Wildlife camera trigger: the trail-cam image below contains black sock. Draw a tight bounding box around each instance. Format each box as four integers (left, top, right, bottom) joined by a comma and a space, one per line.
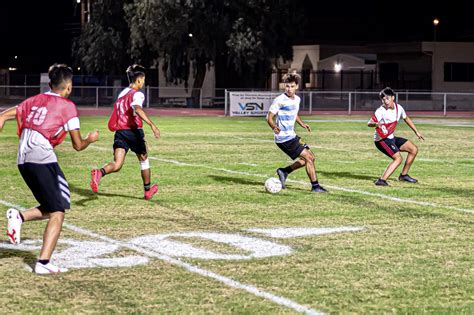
19, 212, 25, 223
144, 183, 151, 191
283, 166, 293, 174
100, 168, 106, 176
311, 181, 319, 187
38, 259, 49, 265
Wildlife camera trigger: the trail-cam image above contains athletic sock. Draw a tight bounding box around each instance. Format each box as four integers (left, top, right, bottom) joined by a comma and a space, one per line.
38, 259, 50, 265
311, 181, 319, 188
283, 166, 293, 174
19, 212, 25, 223
144, 183, 151, 191
100, 168, 106, 176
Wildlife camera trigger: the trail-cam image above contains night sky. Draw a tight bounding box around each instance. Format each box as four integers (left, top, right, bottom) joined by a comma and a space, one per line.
1, 1, 473, 73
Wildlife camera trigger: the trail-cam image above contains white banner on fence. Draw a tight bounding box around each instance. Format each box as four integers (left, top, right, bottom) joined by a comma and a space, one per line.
229, 92, 279, 116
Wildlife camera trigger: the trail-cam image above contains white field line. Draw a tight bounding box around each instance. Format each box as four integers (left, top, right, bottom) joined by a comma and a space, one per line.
80, 142, 473, 214
0, 198, 322, 315
305, 119, 474, 127
160, 156, 474, 214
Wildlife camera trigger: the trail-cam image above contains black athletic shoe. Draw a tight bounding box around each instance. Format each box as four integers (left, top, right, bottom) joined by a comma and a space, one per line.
398, 174, 418, 183
374, 178, 389, 186
276, 168, 288, 189
311, 185, 328, 193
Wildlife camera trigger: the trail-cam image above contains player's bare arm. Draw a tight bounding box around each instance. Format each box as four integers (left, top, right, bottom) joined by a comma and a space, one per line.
0, 107, 17, 131
266, 112, 280, 134
135, 107, 160, 139
69, 129, 99, 151
404, 116, 424, 140
296, 115, 311, 132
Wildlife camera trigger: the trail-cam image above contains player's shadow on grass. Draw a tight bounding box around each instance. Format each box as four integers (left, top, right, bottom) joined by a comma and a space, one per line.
318, 170, 375, 181
69, 184, 143, 206
0, 244, 37, 269
208, 175, 263, 186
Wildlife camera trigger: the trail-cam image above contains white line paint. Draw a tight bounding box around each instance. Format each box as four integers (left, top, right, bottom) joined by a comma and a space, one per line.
238, 162, 258, 167
147, 156, 474, 214
305, 119, 474, 127
0, 198, 322, 315
77, 142, 473, 214
248, 227, 365, 238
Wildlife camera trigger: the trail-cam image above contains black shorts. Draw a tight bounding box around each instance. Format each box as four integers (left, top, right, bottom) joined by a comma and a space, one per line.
18, 163, 70, 213
113, 129, 147, 155
276, 136, 310, 160
375, 137, 408, 158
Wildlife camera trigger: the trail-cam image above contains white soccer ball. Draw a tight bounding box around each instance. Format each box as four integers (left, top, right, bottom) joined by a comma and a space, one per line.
265, 177, 282, 194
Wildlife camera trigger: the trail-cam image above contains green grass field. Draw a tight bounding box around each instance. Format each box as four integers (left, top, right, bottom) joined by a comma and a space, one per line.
0, 115, 473, 314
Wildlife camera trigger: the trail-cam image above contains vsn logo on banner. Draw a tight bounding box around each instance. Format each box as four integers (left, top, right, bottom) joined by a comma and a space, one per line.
229, 92, 279, 116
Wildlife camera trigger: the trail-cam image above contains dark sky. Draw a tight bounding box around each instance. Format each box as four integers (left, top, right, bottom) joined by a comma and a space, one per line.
1, 1, 474, 73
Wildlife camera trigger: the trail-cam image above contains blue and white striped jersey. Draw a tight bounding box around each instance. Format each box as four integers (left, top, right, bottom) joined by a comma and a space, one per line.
268, 93, 300, 143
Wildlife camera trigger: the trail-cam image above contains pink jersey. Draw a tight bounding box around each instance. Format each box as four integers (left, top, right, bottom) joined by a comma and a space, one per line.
108, 89, 143, 131
16, 93, 78, 147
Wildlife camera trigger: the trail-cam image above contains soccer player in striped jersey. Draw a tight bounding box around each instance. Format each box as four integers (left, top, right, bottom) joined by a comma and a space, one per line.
90, 64, 160, 200
368, 87, 424, 186
266, 72, 327, 193
0, 64, 99, 274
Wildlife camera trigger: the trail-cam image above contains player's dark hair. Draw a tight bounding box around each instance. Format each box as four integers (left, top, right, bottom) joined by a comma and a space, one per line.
126, 64, 146, 83
282, 71, 300, 85
379, 87, 395, 99
48, 63, 73, 89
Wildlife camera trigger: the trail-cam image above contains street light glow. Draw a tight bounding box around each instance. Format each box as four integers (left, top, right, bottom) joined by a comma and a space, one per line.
433, 18, 439, 26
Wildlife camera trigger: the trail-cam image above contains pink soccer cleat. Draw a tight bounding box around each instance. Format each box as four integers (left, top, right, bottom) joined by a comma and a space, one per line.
144, 184, 158, 200
90, 169, 103, 193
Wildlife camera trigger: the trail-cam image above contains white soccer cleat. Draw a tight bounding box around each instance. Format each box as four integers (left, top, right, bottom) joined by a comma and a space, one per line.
6, 208, 22, 245
34, 262, 69, 274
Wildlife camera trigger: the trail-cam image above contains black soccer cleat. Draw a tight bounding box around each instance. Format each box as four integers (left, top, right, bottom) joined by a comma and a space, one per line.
398, 174, 418, 183
276, 168, 288, 189
311, 185, 328, 193
374, 178, 389, 186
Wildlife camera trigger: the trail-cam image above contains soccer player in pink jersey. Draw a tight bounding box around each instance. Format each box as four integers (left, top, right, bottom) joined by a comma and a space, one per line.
0, 64, 99, 274
90, 64, 160, 200
368, 87, 424, 186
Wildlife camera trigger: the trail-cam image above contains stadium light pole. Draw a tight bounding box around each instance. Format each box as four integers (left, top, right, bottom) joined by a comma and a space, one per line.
432, 18, 439, 91
433, 18, 439, 43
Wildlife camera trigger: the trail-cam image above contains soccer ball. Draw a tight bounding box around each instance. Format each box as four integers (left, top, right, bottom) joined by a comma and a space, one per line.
265, 177, 282, 194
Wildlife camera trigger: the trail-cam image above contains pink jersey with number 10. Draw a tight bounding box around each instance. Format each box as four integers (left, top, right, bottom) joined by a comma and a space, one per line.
16, 93, 78, 147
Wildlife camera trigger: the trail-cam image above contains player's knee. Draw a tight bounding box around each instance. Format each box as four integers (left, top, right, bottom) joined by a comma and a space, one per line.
140, 158, 150, 170
395, 156, 403, 165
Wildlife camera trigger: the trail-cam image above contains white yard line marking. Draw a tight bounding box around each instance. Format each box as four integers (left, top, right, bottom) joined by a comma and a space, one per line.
238, 162, 258, 167
79, 142, 473, 214
305, 119, 474, 127
149, 156, 474, 214
0, 198, 322, 315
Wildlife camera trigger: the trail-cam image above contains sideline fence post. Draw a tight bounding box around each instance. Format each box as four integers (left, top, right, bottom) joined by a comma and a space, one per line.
96, 87, 99, 108
224, 89, 228, 116
200, 88, 203, 109
146, 86, 150, 108
443, 93, 447, 116
309, 92, 313, 115
348, 92, 352, 115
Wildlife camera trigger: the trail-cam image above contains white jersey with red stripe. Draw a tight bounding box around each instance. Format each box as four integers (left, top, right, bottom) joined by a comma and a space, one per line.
372, 103, 407, 141
16, 91, 80, 165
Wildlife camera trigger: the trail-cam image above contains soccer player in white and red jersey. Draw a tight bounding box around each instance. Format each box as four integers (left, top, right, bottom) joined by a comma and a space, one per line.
0, 64, 99, 274
90, 64, 160, 200
368, 87, 424, 186
267, 72, 327, 193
